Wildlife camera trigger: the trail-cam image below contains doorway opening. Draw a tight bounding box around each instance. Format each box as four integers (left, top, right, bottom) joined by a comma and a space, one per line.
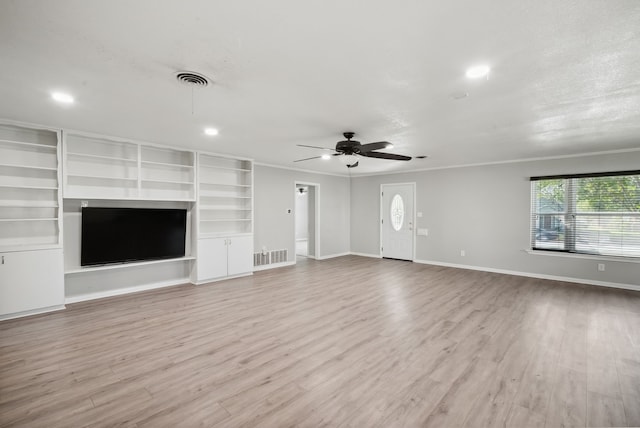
295, 182, 319, 260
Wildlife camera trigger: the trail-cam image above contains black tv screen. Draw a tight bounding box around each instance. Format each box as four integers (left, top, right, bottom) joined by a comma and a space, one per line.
81, 207, 187, 266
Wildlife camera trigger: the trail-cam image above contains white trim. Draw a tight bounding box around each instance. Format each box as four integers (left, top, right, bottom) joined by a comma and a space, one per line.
255, 162, 348, 178
193, 272, 253, 284
0, 118, 62, 133
353, 147, 640, 178
253, 261, 296, 271
350, 252, 382, 258
65, 278, 190, 304
414, 259, 640, 293
0, 305, 66, 322
316, 251, 351, 260
525, 249, 640, 264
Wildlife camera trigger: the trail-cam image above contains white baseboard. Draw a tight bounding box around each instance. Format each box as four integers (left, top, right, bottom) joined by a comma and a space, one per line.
316, 252, 351, 260
253, 261, 296, 272
193, 272, 253, 285
0, 305, 66, 322
350, 252, 382, 259
414, 259, 640, 293
65, 278, 191, 304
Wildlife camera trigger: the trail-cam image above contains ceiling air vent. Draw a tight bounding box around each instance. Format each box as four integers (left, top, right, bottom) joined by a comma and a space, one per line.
175, 71, 210, 87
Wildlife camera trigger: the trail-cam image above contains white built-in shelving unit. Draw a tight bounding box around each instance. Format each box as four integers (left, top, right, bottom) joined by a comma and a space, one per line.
0, 124, 62, 252
0, 122, 64, 319
1, 123, 255, 315
63, 132, 195, 201
194, 153, 254, 283
198, 154, 253, 237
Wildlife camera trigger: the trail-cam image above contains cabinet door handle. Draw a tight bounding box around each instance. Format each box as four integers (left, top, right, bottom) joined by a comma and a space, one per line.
1, 256, 4, 265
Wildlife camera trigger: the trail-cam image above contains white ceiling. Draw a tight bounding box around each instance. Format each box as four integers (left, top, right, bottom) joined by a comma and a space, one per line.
1, 0, 639, 175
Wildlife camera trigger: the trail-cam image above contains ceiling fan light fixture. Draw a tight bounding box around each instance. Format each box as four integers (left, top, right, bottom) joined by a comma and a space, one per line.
340, 154, 358, 167
385, 143, 394, 150
321, 154, 331, 160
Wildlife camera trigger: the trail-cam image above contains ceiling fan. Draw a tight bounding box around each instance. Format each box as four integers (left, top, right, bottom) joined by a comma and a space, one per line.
294, 132, 412, 168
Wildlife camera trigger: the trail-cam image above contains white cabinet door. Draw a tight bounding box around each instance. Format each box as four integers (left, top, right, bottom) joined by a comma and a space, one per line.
0, 249, 64, 317
227, 236, 253, 276
196, 238, 228, 281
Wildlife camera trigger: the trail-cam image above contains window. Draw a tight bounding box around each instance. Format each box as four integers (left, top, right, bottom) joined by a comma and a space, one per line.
531, 171, 640, 258
390, 194, 405, 231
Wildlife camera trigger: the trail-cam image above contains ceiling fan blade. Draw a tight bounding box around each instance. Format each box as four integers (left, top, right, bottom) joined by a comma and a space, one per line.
297, 144, 334, 151
357, 141, 391, 153
361, 151, 412, 161
293, 156, 323, 162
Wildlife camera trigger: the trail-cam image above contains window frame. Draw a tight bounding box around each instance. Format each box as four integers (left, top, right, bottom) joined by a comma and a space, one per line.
530, 170, 640, 259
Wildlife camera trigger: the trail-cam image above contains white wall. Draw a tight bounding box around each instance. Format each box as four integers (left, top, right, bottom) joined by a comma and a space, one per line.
351, 151, 640, 288
254, 165, 350, 260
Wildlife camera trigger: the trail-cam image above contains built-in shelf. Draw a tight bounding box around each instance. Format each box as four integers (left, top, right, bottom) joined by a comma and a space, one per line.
200, 219, 252, 222
63, 132, 196, 201
141, 160, 194, 169
0, 201, 58, 208
65, 256, 196, 274
0, 184, 58, 190
199, 164, 252, 172
0, 218, 57, 222
200, 182, 251, 188
67, 174, 138, 181
200, 194, 252, 199
0, 163, 57, 171
202, 207, 253, 211
0, 123, 61, 252
199, 232, 253, 239
66, 152, 138, 163
0, 138, 57, 150
197, 153, 253, 238
141, 179, 193, 185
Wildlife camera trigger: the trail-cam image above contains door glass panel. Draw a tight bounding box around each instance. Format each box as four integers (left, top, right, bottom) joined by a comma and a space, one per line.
390, 194, 404, 231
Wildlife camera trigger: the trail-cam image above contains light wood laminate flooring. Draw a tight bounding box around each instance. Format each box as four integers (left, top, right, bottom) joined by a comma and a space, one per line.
1, 256, 639, 427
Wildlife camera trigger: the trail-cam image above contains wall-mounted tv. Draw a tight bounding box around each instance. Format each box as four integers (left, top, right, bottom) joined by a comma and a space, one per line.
81, 207, 187, 266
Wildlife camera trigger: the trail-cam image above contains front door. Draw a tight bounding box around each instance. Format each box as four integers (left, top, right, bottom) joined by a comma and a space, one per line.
381, 183, 414, 261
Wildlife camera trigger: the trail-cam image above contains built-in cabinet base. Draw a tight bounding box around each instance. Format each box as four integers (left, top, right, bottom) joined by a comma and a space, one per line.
0, 248, 65, 319
196, 235, 253, 283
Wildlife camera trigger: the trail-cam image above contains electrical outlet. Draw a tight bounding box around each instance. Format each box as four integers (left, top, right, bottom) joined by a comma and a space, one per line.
460, 250, 466, 257
597, 263, 605, 272
417, 228, 428, 236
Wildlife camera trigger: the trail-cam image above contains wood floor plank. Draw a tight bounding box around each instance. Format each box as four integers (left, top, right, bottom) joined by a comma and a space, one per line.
1, 256, 639, 427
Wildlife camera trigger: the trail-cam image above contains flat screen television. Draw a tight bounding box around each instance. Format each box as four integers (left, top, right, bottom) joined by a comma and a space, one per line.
81, 207, 187, 266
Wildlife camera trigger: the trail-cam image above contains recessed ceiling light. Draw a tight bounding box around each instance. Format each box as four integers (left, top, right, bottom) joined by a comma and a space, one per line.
465, 65, 490, 79
321, 154, 331, 160
51, 92, 74, 104
204, 128, 219, 136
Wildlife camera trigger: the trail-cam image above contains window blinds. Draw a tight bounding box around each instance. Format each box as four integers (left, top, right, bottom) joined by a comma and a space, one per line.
531, 171, 640, 258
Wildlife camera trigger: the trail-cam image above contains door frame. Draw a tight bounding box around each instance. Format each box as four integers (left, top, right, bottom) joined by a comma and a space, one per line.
294, 181, 320, 260
380, 182, 416, 261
